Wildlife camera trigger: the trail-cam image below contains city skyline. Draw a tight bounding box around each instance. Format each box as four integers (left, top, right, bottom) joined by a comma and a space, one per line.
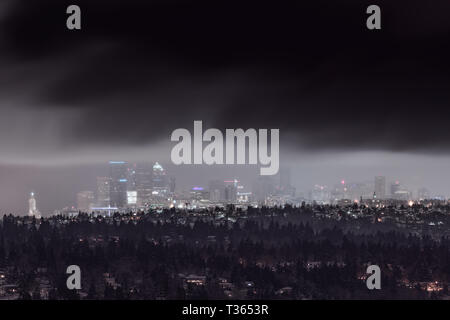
12, 158, 447, 216
1, 1, 450, 215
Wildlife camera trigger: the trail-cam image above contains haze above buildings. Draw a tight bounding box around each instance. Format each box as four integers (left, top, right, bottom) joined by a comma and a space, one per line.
3, 148, 450, 216
17, 158, 445, 218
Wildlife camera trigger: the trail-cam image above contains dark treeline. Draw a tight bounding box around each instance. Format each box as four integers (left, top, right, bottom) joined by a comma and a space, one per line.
0, 206, 449, 300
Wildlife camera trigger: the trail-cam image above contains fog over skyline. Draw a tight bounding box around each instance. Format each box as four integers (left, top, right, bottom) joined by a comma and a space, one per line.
1, 0, 450, 213
4, 150, 450, 215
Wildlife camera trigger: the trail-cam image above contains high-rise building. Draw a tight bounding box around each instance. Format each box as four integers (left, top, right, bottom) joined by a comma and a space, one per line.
252, 176, 275, 203
126, 164, 138, 207
190, 187, 209, 201
28, 192, 39, 216
390, 181, 400, 197
152, 162, 169, 196
279, 167, 296, 197
135, 163, 153, 206
225, 184, 237, 203
127, 191, 137, 206
374, 176, 386, 199
309, 185, 331, 204
109, 161, 128, 208
77, 191, 95, 212
96, 176, 111, 207
169, 177, 176, 194
223, 179, 239, 203
209, 180, 226, 202
127, 164, 137, 193
390, 181, 411, 200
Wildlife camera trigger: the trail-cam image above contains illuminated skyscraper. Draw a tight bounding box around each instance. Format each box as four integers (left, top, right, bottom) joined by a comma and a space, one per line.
127, 164, 137, 192
390, 181, 411, 200
190, 187, 208, 201
391, 181, 400, 197
126, 164, 138, 207
28, 192, 39, 217
109, 161, 128, 208
77, 190, 95, 212
225, 184, 237, 203
279, 167, 296, 197
309, 185, 331, 204
96, 176, 111, 207
152, 162, 169, 196
223, 179, 239, 203
169, 177, 176, 194
209, 180, 225, 202
135, 163, 153, 206
252, 176, 275, 204
374, 176, 386, 199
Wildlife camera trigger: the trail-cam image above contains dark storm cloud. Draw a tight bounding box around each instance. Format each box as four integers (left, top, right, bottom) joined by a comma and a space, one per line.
1, 0, 450, 154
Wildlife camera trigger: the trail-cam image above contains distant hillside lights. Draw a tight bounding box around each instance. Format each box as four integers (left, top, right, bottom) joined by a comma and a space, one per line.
170, 121, 279, 175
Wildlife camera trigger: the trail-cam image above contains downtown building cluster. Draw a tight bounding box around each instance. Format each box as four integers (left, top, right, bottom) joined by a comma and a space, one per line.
28, 166, 443, 218
70, 164, 298, 216
75, 161, 174, 215
307, 176, 436, 206
68, 169, 441, 216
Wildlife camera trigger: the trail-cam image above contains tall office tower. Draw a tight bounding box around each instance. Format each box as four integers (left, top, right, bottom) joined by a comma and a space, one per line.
169, 177, 176, 194
391, 181, 400, 197
223, 179, 238, 202
225, 184, 237, 203
77, 191, 95, 212
28, 192, 38, 216
152, 162, 169, 196
135, 163, 153, 206
126, 164, 138, 206
96, 176, 111, 207
252, 176, 275, 203
209, 180, 226, 202
109, 161, 128, 208
190, 187, 208, 201
374, 176, 386, 199
127, 164, 137, 192
310, 185, 332, 203
279, 167, 296, 197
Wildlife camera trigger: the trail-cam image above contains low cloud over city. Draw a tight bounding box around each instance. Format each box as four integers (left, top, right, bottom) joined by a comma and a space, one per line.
1, 0, 450, 213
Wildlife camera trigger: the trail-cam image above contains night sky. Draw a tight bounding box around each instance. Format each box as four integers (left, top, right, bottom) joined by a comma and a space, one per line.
1, 0, 450, 214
